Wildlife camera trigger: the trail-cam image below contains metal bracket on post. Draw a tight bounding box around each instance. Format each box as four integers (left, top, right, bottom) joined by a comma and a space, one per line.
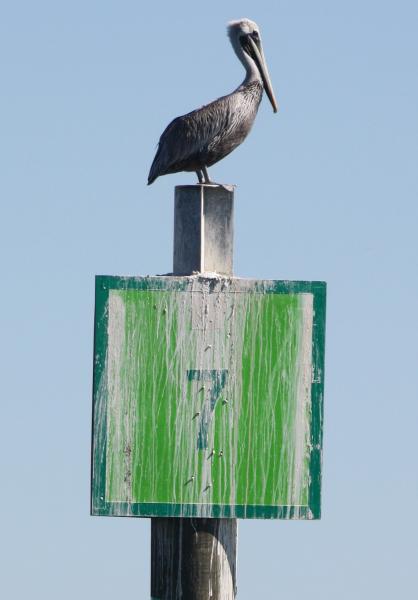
151, 184, 237, 600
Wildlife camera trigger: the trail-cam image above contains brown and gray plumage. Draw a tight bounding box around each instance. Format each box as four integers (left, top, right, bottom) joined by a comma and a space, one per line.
148, 19, 278, 185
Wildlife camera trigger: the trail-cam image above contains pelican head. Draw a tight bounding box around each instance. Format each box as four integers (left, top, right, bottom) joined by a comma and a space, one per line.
228, 18, 278, 113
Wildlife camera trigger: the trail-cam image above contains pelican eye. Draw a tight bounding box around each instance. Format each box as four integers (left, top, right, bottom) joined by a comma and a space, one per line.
239, 34, 252, 55
251, 31, 262, 50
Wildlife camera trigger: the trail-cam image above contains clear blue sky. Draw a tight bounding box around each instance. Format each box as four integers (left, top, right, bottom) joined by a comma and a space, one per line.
1, 1, 418, 598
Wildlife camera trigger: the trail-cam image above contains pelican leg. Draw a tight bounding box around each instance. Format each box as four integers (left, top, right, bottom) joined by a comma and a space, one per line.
202, 166, 212, 184
196, 170, 204, 184
201, 166, 231, 190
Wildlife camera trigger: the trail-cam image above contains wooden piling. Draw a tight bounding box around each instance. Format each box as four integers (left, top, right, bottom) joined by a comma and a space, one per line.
173, 185, 234, 276
150, 184, 237, 600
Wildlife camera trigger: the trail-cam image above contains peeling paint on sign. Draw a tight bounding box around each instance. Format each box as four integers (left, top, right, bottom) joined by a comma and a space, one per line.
91, 276, 326, 519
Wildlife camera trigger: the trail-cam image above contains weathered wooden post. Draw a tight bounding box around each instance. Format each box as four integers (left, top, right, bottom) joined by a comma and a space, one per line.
151, 184, 237, 600
91, 184, 326, 599
173, 185, 234, 276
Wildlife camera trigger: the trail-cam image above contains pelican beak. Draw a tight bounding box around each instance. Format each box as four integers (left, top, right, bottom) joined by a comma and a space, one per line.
248, 35, 278, 113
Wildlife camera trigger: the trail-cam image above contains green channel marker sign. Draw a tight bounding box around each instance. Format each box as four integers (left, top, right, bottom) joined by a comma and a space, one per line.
91, 276, 326, 519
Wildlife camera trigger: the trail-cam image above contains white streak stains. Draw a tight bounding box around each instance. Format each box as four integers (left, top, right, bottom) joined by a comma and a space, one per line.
97, 277, 315, 518
290, 294, 313, 516
206, 520, 236, 600
106, 293, 133, 507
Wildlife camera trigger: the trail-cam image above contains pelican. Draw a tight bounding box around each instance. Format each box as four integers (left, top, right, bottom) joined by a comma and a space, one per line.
148, 18, 278, 185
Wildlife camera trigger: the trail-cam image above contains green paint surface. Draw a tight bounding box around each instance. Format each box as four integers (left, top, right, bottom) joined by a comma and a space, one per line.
92, 276, 326, 519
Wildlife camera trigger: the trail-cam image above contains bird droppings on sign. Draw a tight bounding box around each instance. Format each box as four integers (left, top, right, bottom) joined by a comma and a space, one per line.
91, 276, 325, 519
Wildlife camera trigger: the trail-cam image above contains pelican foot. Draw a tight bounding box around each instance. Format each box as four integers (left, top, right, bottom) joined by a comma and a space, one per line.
202, 182, 235, 192
198, 167, 234, 191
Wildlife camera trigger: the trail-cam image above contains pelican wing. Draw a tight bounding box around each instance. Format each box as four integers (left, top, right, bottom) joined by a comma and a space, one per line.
148, 95, 233, 184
